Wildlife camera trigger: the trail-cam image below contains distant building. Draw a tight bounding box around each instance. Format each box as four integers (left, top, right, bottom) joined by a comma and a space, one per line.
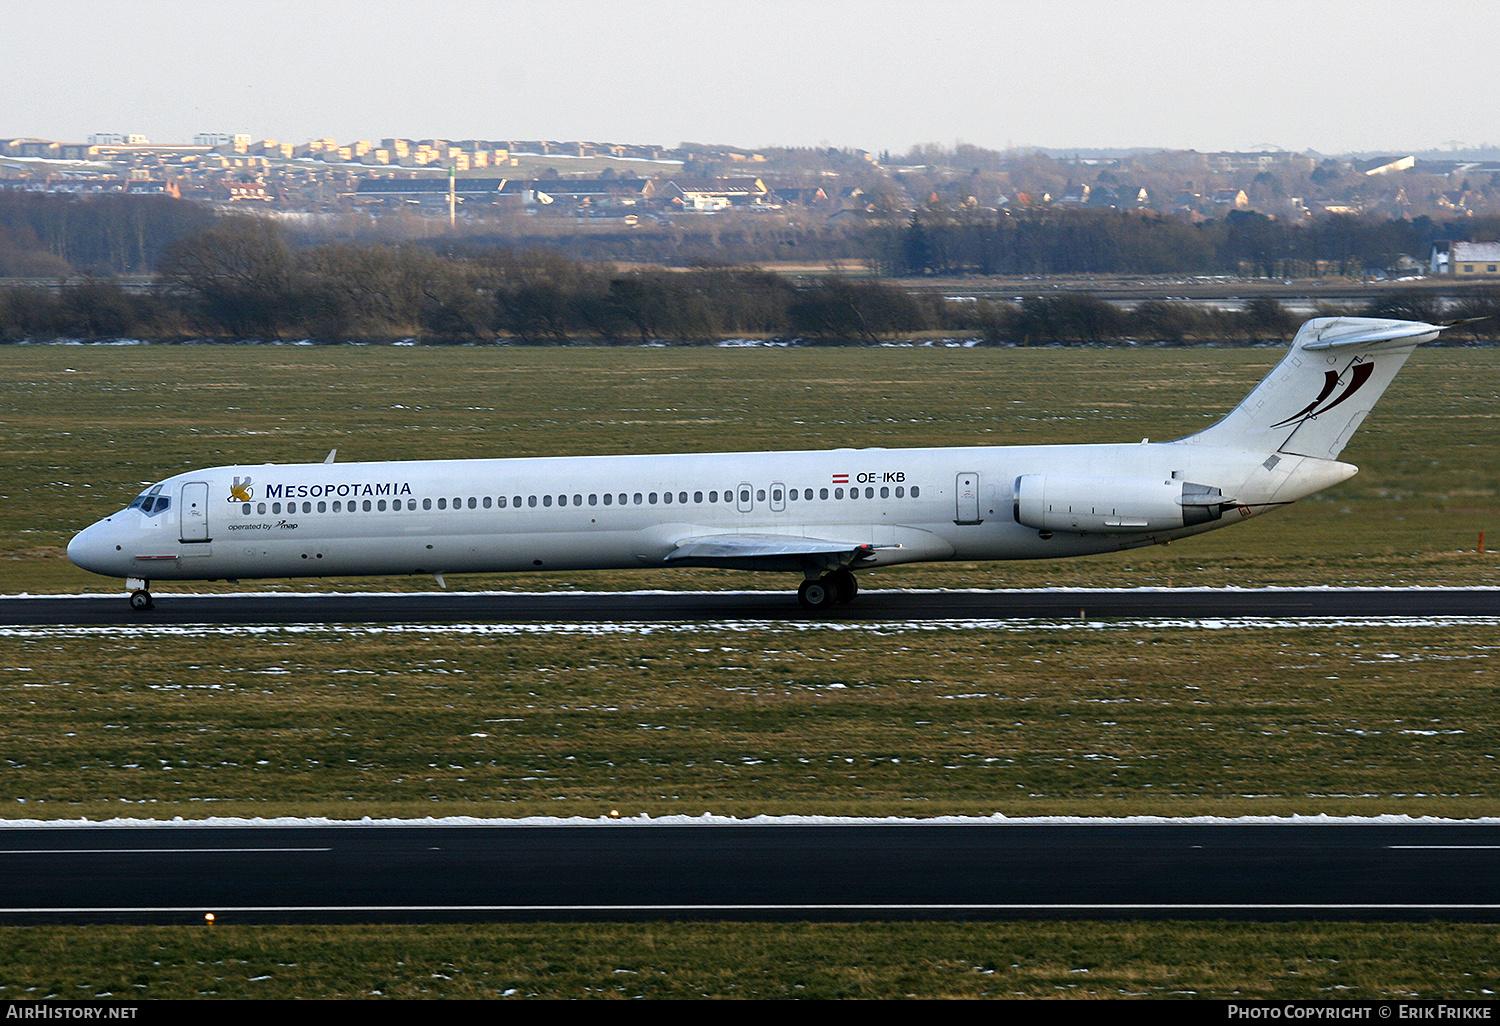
644, 177, 770, 208
214, 181, 271, 202
195, 133, 251, 152
1356, 155, 1415, 176
1204, 151, 1313, 173
123, 180, 181, 198
1431, 241, 1500, 276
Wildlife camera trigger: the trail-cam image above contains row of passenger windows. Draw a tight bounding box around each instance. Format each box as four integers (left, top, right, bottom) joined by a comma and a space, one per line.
241, 484, 921, 516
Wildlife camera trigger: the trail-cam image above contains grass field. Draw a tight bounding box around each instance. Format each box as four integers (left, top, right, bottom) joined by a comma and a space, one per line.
1, 341, 1496, 999
1, 921, 1494, 999
2, 617, 1495, 819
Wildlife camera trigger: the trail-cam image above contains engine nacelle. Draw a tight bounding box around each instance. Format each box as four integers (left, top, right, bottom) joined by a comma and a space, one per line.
1013, 474, 1231, 534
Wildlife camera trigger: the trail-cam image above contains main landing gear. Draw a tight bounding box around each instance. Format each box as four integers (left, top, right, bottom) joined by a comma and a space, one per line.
797, 569, 858, 612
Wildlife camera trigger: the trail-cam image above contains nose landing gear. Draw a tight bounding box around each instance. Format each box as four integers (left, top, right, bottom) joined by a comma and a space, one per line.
126, 578, 154, 611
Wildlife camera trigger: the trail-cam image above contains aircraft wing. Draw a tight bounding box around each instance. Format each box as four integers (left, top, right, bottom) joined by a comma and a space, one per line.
663, 533, 885, 573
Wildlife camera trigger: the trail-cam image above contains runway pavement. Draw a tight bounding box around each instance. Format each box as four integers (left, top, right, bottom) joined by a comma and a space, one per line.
1, 821, 1496, 924
2, 587, 1499, 625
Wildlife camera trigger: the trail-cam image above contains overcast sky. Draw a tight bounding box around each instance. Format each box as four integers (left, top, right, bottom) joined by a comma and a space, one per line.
5, 0, 1493, 156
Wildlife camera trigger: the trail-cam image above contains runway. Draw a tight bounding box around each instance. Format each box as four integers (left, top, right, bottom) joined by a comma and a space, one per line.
3, 587, 1499, 625
1, 821, 1497, 924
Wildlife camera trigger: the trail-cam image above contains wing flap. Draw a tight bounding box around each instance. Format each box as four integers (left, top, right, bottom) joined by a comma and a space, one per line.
664, 533, 883, 573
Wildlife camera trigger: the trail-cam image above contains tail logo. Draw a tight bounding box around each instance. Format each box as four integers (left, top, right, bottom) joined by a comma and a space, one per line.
1270, 361, 1375, 428
229, 476, 253, 502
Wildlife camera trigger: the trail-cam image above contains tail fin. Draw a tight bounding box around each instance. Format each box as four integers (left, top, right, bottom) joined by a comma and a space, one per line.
1184, 316, 1443, 458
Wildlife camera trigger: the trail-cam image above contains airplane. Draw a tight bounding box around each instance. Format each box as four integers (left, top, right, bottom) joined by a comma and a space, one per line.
67, 315, 1444, 612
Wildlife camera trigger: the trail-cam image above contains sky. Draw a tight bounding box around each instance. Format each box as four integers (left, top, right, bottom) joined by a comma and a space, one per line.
5, 0, 1495, 156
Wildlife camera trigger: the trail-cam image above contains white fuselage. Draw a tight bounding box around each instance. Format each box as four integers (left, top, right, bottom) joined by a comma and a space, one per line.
65, 439, 1349, 585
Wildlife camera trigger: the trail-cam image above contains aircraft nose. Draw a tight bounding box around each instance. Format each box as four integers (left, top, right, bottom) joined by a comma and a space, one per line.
67, 520, 124, 577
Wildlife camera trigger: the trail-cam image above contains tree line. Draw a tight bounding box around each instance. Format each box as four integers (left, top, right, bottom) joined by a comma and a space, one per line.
5, 188, 1499, 280
4, 215, 1500, 344
0, 191, 212, 277
0, 217, 979, 343
871, 208, 1489, 277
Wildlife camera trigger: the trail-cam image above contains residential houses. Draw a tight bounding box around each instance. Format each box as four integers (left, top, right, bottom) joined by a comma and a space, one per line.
4, 133, 1500, 231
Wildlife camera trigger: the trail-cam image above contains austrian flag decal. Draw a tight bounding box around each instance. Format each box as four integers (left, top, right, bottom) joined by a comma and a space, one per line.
831, 474, 849, 484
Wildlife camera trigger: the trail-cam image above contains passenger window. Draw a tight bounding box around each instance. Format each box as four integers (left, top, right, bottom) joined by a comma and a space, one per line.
820, 488, 829, 499
423, 498, 432, 510
557, 495, 567, 507
318, 501, 327, 512
865, 487, 874, 498
603, 493, 612, 505
880, 487, 889, 499
589, 494, 597, 506
497, 496, 506, 508
912, 486, 920, 498
377, 499, 387, 511
662, 492, 671, 504
363, 500, 372, 511
895, 487, 904, 498
528, 496, 537, 507
258, 502, 267, 514
242, 503, 251, 515
468, 497, 477, 509
634, 493, 643, 505
543, 495, 553, 507
694, 491, 703, 503
273, 502, 282, 514
649, 493, 658, 504
574, 494, 583, 506
438, 498, 447, 510
483, 496, 491, 508
709, 491, 718, 503
834, 488, 843, 499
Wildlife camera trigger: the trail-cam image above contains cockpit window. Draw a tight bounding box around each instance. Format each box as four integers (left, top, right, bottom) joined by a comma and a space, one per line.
127, 485, 171, 517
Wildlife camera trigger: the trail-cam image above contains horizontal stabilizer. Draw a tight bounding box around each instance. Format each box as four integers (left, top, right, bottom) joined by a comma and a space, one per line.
1301, 320, 1444, 351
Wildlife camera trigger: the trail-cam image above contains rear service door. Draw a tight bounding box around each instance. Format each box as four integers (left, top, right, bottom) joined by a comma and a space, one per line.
954, 472, 982, 525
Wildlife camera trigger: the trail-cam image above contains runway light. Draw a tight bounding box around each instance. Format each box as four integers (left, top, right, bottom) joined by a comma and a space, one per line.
204, 913, 215, 926
609, 808, 620, 819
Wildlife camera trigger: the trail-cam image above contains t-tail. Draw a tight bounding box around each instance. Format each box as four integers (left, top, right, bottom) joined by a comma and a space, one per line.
1183, 316, 1444, 458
